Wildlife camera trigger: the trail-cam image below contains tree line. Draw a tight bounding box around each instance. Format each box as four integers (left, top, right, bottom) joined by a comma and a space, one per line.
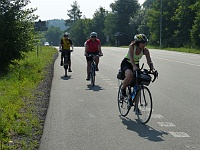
66, 0, 200, 48
1, 0, 200, 72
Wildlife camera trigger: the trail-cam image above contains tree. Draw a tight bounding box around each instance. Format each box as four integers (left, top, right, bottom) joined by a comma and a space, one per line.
173, 0, 196, 47
66, 1, 82, 27
147, 0, 179, 47
190, 0, 200, 47
110, 0, 140, 45
45, 26, 63, 46
0, 0, 37, 71
92, 7, 108, 45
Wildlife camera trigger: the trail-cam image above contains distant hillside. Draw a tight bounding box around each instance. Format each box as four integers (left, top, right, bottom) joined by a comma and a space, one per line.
47, 19, 68, 31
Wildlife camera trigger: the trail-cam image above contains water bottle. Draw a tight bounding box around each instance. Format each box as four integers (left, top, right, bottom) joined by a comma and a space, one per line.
132, 85, 138, 99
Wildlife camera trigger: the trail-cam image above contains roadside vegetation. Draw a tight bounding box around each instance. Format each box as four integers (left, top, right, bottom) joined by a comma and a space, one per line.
1, 0, 200, 149
0, 46, 57, 149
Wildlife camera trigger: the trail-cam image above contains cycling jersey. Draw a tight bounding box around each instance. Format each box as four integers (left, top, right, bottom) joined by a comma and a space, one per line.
61, 38, 72, 50
125, 44, 144, 64
85, 38, 101, 52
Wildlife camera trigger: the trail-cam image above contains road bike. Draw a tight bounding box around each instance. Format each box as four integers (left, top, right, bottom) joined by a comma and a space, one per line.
117, 65, 158, 124
60, 50, 73, 77
88, 54, 101, 86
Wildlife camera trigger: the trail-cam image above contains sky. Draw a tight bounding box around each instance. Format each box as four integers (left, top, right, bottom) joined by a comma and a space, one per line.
27, 0, 145, 21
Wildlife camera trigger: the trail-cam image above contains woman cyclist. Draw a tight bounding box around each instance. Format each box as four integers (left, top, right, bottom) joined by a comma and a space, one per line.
120, 34, 155, 97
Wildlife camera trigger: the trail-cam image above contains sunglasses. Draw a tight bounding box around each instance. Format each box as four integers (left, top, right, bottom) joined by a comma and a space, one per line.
91, 36, 96, 38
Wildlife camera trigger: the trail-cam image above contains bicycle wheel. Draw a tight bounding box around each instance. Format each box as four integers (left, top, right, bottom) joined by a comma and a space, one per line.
136, 86, 152, 124
64, 56, 68, 76
91, 62, 95, 86
117, 83, 131, 117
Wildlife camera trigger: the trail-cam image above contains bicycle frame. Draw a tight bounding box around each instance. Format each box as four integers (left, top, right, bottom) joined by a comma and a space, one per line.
61, 50, 73, 77
88, 54, 99, 86
117, 67, 158, 124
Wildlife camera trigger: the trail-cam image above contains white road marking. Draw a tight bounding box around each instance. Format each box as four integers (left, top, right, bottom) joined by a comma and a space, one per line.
154, 57, 200, 67
151, 114, 164, 119
157, 122, 176, 127
169, 131, 190, 137
88, 113, 96, 118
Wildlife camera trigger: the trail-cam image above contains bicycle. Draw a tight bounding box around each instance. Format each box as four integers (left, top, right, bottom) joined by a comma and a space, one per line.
117, 65, 158, 124
87, 54, 101, 86
60, 50, 73, 77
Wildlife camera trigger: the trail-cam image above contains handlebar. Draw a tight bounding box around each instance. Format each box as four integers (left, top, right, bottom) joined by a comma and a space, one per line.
135, 65, 158, 83
87, 53, 103, 57
59, 49, 73, 52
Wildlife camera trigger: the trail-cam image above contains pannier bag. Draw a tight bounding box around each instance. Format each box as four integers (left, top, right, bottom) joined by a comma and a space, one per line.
138, 72, 151, 86
117, 69, 125, 80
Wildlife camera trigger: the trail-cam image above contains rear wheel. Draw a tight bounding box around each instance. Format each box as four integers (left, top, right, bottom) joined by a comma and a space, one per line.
64, 56, 68, 77
91, 62, 95, 86
117, 83, 131, 117
136, 86, 152, 124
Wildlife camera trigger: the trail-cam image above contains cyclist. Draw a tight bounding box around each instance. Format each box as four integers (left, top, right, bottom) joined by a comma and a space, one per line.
85, 32, 103, 81
59, 32, 74, 72
120, 34, 155, 97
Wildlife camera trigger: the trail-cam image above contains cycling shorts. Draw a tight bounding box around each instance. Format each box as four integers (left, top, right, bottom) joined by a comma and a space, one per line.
61, 50, 71, 61
86, 52, 99, 62
121, 58, 139, 73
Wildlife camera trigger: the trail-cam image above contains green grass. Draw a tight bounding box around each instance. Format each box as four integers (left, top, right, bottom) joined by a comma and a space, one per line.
0, 46, 57, 149
120, 45, 200, 54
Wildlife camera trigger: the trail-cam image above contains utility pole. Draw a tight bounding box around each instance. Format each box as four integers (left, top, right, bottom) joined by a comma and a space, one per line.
160, 0, 162, 48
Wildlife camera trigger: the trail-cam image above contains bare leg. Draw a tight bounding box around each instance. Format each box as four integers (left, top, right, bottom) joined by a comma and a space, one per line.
121, 69, 133, 89
95, 57, 99, 67
87, 61, 91, 76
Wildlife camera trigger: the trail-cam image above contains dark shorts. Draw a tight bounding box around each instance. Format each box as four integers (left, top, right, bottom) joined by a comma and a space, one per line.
86, 52, 99, 62
120, 58, 139, 73
61, 50, 71, 61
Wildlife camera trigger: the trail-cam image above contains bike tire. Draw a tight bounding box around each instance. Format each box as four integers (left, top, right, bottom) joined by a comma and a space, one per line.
117, 83, 131, 117
136, 86, 153, 124
91, 62, 95, 86
64, 56, 68, 76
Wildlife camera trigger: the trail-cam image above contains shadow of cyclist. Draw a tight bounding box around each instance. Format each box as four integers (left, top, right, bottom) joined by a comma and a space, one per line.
61, 75, 73, 80
119, 116, 168, 142
86, 84, 105, 91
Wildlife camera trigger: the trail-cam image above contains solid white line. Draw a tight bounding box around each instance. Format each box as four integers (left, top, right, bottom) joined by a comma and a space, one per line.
154, 57, 200, 67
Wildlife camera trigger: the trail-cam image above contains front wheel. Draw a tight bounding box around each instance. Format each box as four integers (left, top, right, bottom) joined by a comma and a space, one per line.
136, 86, 153, 124
117, 83, 131, 117
91, 62, 95, 86
64, 56, 68, 77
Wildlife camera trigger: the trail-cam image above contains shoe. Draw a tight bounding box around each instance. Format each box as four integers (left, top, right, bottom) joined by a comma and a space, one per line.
121, 88, 127, 97
86, 76, 90, 81
68, 68, 72, 72
95, 66, 99, 71
134, 108, 142, 115
60, 61, 63, 66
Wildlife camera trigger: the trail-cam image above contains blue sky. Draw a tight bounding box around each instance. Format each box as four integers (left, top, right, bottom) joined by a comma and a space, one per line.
27, 0, 145, 21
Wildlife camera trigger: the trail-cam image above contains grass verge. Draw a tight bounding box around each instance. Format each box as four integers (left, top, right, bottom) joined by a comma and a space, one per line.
0, 46, 57, 150
121, 45, 200, 54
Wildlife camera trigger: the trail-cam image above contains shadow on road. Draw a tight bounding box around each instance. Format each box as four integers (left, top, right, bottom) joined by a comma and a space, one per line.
119, 116, 168, 142
61, 75, 73, 80
86, 84, 105, 91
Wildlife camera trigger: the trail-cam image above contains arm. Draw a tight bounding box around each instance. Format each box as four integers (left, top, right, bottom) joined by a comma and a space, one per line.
85, 42, 89, 56
98, 40, 103, 55
69, 39, 74, 51
59, 39, 63, 50
129, 45, 138, 70
144, 48, 154, 70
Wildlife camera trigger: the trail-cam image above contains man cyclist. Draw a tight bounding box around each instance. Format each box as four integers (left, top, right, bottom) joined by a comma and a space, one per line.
120, 34, 155, 97
59, 32, 74, 72
85, 32, 103, 81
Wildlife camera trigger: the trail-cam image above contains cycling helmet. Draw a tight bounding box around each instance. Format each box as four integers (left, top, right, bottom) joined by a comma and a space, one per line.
134, 34, 148, 43
90, 32, 97, 37
64, 32, 69, 37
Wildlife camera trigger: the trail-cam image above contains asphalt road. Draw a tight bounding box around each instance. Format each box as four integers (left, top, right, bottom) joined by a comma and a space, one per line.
39, 47, 200, 150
